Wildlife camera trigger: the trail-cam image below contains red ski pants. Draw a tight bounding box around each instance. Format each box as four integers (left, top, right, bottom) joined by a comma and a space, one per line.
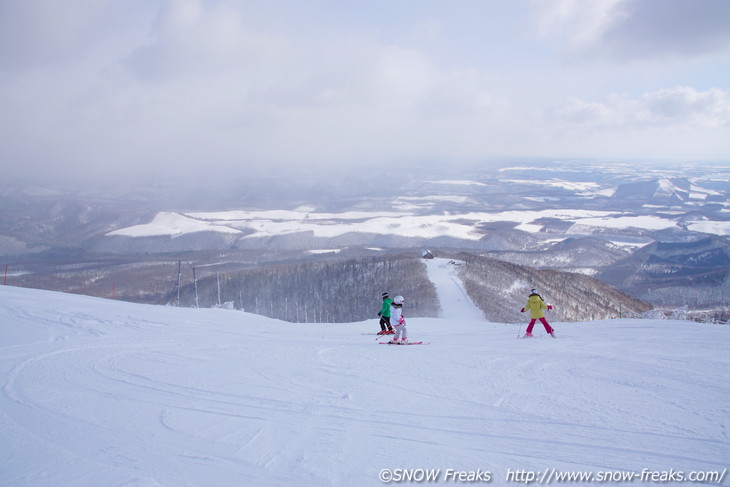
527, 317, 553, 334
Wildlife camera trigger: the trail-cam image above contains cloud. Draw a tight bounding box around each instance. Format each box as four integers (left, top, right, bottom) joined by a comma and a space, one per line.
0, 0, 118, 69
531, 0, 730, 60
123, 0, 292, 82
548, 86, 730, 129
540, 86, 730, 160
531, 0, 624, 51
0, 0, 506, 182
642, 86, 730, 127
0, 0, 728, 185
603, 0, 730, 59
106, 2, 508, 170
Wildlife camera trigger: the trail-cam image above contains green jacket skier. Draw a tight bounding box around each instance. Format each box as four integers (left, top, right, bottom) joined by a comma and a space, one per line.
377, 292, 394, 335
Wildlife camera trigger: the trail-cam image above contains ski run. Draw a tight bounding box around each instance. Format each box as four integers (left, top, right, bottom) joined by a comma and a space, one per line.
1, 258, 728, 486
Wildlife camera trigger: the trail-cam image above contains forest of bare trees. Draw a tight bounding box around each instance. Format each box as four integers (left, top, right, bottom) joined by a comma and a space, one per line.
170, 254, 440, 323
14, 248, 726, 324
455, 253, 652, 323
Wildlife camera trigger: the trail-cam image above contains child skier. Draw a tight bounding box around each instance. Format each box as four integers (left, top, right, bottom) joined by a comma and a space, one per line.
377, 292, 394, 335
521, 289, 555, 337
388, 295, 408, 344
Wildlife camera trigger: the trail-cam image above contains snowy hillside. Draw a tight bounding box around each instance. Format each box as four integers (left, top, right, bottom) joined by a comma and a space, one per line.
1, 280, 728, 486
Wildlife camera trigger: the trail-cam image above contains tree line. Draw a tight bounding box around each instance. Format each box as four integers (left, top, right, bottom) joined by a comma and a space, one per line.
454, 252, 652, 323
170, 254, 440, 323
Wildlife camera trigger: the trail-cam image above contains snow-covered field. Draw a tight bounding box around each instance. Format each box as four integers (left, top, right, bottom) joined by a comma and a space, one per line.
101, 173, 730, 241
107, 206, 730, 241
1, 261, 729, 486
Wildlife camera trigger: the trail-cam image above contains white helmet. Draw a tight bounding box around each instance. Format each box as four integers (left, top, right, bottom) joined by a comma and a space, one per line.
393, 295, 404, 305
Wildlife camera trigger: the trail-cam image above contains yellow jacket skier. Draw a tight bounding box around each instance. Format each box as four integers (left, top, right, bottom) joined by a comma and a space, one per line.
521, 289, 555, 337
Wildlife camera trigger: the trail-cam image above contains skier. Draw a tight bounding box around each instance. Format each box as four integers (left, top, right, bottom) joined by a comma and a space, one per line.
388, 295, 408, 344
377, 292, 394, 335
521, 289, 555, 337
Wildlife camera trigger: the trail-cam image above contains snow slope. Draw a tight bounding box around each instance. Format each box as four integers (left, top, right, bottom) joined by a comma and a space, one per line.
425, 258, 484, 321
1, 283, 728, 487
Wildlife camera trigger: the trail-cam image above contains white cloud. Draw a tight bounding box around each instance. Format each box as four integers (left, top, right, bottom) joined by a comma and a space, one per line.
1, 0, 728, 184
123, 0, 293, 82
643, 86, 730, 127
540, 86, 730, 160
548, 86, 730, 129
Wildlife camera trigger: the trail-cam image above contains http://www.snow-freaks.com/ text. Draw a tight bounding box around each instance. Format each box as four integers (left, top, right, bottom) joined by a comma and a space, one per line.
378, 467, 727, 484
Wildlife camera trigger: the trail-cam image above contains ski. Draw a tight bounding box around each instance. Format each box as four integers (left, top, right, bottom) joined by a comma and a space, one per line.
379, 341, 429, 345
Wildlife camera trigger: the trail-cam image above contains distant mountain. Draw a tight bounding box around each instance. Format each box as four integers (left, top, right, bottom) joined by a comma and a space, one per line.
608, 178, 690, 208
454, 253, 651, 323
479, 237, 631, 274
598, 236, 730, 308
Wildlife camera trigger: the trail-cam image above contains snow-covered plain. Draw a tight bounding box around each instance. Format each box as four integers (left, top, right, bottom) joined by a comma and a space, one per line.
103, 174, 730, 243
1, 262, 729, 486
107, 208, 696, 242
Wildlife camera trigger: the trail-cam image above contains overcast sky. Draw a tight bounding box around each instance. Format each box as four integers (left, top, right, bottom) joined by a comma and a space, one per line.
1, 0, 729, 183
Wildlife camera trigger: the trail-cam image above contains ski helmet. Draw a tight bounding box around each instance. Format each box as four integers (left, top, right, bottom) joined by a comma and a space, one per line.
530, 289, 537, 294
393, 295, 404, 305
382, 292, 389, 299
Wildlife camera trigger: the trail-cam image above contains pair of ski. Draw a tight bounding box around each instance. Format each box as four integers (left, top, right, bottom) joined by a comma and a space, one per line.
362, 333, 429, 345
519, 333, 557, 339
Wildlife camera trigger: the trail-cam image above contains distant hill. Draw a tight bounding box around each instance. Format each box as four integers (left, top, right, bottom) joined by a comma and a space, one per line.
169, 254, 441, 323
598, 236, 730, 309
479, 237, 630, 274
454, 253, 652, 323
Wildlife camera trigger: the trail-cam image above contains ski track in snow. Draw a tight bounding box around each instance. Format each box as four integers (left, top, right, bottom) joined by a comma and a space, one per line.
1, 283, 729, 487
425, 258, 484, 321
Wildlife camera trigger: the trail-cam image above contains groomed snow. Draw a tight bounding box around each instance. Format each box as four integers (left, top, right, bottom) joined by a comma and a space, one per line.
1, 280, 728, 487
425, 258, 484, 321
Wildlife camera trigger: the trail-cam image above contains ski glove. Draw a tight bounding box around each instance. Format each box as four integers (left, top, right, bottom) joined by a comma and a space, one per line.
377, 311, 382, 316
547, 305, 553, 310
520, 308, 525, 313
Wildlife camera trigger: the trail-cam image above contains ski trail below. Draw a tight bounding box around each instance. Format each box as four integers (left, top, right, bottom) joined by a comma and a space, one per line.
424, 258, 484, 321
